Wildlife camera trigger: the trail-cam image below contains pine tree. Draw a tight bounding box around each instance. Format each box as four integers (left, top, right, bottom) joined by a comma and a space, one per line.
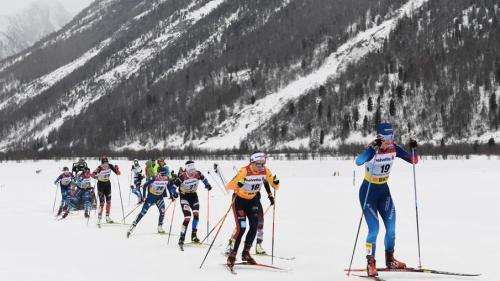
367, 97, 373, 112
389, 99, 396, 116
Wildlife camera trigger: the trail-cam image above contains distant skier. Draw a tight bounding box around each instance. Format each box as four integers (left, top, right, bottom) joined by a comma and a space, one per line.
224, 152, 280, 269
130, 159, 144, 204
153, 157, 169, 176
53, 166, 75, 216
72, 158, 88, 176
172, 161, 212, 247
127, 167, 177, 237
145, 159, 156, 180
355, 123, 418, 277
92, 156, 121, 224
61, 167, 93, 219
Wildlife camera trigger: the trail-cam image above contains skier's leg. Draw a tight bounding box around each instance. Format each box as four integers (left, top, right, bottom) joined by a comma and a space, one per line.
191, 194, 200, 238
256, 199, 264, 243
179, 196, 192, 243
359, 181, 380, 256
156, 197, 166, 226
133, 197, 153, 225
231, 196, 247, 255
97, 183, 105, 217
242, 198, 259, 263
378, 186, 396, 252
104, 183, 112, 217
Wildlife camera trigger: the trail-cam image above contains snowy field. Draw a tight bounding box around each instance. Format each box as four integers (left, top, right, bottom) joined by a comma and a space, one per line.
0, 157, 498, 281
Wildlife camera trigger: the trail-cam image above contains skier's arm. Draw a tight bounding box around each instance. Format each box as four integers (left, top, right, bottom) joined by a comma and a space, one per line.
199, 172, 212, 190
226, 168, 247, 191
395, 144, 418, 164
110, 164, 121, 175
54, 174, 62, 184
265, 167, 280, 190
142, 179, 154, 197
355, 147, 376, 166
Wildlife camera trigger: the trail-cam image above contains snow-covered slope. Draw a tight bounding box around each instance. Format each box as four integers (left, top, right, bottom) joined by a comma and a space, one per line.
0, 158, 495, 280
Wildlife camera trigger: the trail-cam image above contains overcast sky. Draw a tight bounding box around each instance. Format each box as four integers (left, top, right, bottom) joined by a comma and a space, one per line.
0, 0, 93, 15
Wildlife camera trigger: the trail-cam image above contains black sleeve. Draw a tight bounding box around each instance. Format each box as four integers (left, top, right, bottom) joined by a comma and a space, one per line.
264, 181, 272, 195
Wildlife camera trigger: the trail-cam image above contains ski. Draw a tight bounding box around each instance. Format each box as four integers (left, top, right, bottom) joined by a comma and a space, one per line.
233, 261, 287, 271
351, 273, 386, 281
224, 264, 237, 275
345, 267, 480, 277
255, 253, 296, 261
178, 244, 184, 251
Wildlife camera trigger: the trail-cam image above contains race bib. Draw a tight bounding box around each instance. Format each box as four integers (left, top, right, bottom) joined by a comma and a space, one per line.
98, 169, 112, 181
241, 174, 265, 194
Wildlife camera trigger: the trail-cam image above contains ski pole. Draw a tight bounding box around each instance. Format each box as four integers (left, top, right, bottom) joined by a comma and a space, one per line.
199, 196, 235, 269
86, 188, 92, 227
167, 199, 177, 245
207, 171, 226, 194
263, 204, 272, 216
52, 183, 59, 214
271, 189, 277, 265
411, 147, 423, 269
346, 148, 378, 276
200, 194, 236, 244
207, 190, 210, 243
115, 174, 126, 223
128, 173, 132, 206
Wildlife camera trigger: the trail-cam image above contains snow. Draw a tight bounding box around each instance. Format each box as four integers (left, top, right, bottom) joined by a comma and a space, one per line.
196, 0, 429, 150
0, 38, 111, 111
0, 157, 496, 280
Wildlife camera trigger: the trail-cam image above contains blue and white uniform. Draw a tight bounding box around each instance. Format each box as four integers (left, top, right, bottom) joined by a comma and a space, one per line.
132, 173, 177, 227
355, 125, 417, 256
54, 172, 74, 210
69, 174, 93, 212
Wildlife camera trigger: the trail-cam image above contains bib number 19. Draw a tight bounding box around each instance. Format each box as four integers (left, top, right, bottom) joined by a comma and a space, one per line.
380, 164, 390, 174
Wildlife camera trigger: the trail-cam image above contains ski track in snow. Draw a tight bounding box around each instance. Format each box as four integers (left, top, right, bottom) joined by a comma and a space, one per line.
0, 158, 495, 281
195, 0, 428, 150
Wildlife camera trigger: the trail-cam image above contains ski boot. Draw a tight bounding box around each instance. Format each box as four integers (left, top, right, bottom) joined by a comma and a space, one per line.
84, 210, 90, 218
61, 211, 69, 219
255, 242, 267, 255
385, 250, 406, 269
157, 224, 165, 234
366, 255, 378, 277
97, 215, 102, 226
106, 216, 114, 223
242, 244, 257, 265
56, 206, 63, 216
127, 223, 136, 238
225, 239, 234, 255
191, 229, 200, 243
227, 250, 237, 269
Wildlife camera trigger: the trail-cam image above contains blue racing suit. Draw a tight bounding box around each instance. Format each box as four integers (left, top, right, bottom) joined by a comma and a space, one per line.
355, 143, 417, 255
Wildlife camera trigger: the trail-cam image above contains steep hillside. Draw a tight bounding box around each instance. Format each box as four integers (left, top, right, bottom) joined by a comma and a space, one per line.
0, 0, 498, 154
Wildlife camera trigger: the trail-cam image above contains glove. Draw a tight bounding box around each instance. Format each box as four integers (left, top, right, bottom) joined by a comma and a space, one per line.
409, 139, 418, 149
272, 175, 279, 185
116, 166, 122, 175
371, 137, 383, 148
205, 184, 212, 191
268, 194, 275, 205
171, 192, 179, 200
173, 178, 182, 187
237, 181, 245, 188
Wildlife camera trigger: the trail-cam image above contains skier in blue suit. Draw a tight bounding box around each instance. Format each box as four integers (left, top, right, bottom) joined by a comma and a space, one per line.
355, 123, 418, 277
54, 167, 75, 216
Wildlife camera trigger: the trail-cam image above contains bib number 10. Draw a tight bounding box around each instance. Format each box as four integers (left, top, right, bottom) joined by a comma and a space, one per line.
380, 164, 391, 174
250, 184, 260, 191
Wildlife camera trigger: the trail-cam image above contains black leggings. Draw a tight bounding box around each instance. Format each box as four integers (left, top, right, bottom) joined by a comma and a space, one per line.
179, 193, 200, 235
97, 181, 111, 216
231, 194, 259, 254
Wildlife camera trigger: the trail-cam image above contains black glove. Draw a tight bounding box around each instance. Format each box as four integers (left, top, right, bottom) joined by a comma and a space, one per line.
272, 175, 279, 185
173, 178, 182, 187
237, 181, 244, 188
170, 192, 179, 201
409, 139, 418, 149
268, 194, 275, 205
371, 138, 382, 148
205, 184, 212, 191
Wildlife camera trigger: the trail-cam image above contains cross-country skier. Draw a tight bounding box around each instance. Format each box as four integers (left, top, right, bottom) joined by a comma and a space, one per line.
172, 160, 212, 247
92, 156, 121, 224
153, 157, 169, 176
72, 158, 88, 176
145, 159, 156, 180
224, 152, 279, 269
225, 184, 275, 255
355, 123, 418, 277
126, 167, 178, 237
54, 167, 75, 216
61, 167, 93, 219
130, 159, 144, 204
